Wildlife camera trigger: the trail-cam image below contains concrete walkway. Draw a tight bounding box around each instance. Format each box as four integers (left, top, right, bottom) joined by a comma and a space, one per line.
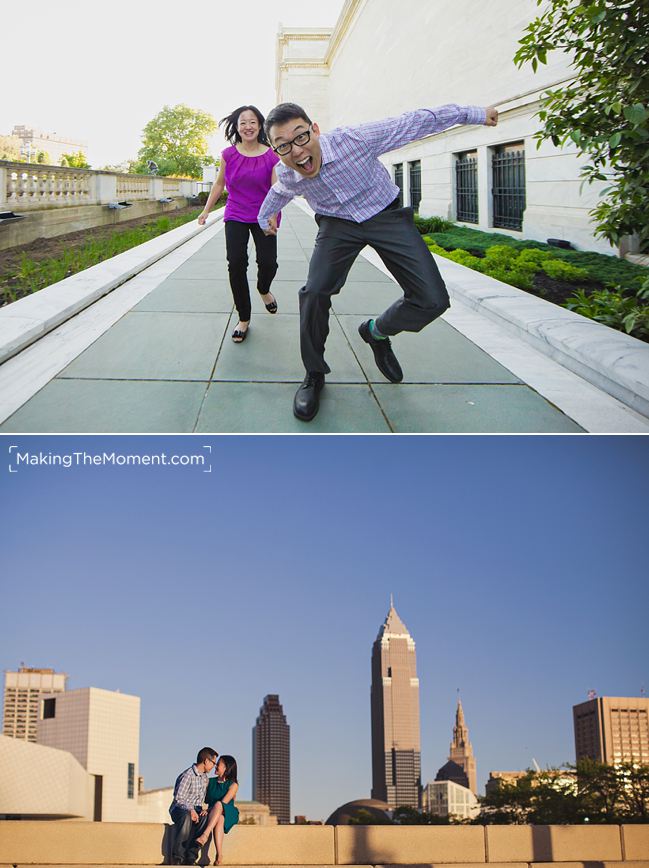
1, 203, 647, 433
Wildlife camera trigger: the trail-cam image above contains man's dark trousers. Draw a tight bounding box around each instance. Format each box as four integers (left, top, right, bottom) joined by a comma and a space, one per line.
170, 806, 208, 864
298, 203, 450, 374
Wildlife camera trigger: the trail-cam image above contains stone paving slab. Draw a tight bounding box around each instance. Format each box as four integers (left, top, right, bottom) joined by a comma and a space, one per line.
133, 278, 234, 313
372, 383, 582, 432
338, 316, 521, 385
196, 382, 391, 433
58, 311, 229, 381
0, 379, 208, 433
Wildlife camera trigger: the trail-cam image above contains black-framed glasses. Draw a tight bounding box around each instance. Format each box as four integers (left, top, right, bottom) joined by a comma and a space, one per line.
273, 127, 312, 156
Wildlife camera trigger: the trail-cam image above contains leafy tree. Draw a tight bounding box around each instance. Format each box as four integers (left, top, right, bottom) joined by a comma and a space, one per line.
60, 151, 91, 169
478, 762, 649, 824
514, 0, 649, 249
134, 104, 217, 179
0, 135, 23, 161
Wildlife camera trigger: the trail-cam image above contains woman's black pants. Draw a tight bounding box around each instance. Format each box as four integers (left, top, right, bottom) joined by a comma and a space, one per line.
224, 220, 278, 322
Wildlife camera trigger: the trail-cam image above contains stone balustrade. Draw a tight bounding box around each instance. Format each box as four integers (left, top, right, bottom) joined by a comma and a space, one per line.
0, 161, 200, 212
0, 821, 647, 866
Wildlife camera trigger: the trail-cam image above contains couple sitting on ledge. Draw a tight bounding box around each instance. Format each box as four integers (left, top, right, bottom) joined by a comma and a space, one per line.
170, 747, 239, 866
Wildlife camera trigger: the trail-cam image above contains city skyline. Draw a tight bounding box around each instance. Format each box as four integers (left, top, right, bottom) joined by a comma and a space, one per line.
1, 435, 647, 821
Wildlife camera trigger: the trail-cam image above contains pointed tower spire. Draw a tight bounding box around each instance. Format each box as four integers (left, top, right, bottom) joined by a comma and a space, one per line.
448, 695, 477, 794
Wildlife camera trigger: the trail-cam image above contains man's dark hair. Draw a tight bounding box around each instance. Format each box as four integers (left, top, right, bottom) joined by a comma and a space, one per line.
220, 105, 269, 146
265, 103, 313, 137
219, 754, 238, 783
197, 746, 218, 764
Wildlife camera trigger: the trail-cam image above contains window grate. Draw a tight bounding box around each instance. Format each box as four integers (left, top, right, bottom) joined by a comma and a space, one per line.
455, 151, 478, 223
409, 161, 421, 212
394, 163, 404, 207
492, 144, 525, 230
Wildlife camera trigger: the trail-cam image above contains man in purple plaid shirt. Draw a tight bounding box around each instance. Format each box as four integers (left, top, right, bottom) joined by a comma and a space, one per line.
258, 102, 498, 421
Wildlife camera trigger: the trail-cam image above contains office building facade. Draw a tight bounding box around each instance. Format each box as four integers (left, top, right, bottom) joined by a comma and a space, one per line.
2, 667, 67, 742
252, 694, 290, 823
370, 602, 421, 809
573, 696, 649, 764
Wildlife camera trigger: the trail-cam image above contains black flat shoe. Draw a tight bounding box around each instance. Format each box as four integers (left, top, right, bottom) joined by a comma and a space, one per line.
293, 372, 325, 421
358, 320, 403, 383
265, 295, 278, 314
232, 327, 248, 343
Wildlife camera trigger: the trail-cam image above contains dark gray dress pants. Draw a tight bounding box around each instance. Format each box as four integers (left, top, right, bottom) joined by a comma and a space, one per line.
298, 204, 450, 374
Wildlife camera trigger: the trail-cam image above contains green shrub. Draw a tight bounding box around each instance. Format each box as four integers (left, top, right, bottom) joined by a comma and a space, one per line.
485, 266, 534, 290
444, 249, 484, 270
414, 214, 453, 234
541, 259, 589, 282
565, 285, 649, 339
517, 248, 553, 266
483, 245, 519, 267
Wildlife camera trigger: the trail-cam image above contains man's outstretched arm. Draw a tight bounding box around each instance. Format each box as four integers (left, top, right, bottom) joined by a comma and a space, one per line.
356, 104, 498, 157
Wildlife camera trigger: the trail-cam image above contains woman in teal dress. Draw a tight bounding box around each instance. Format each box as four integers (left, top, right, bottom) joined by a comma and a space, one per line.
196, 755, 239, 864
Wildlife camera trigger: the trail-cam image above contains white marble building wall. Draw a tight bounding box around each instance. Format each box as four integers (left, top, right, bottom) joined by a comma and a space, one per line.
0, 734, 92, 818
38, 687, 140, 822
280, 0, 616, 254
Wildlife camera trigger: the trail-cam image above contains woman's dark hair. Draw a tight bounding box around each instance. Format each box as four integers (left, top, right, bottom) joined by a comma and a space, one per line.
220, 106, 269, 145
265, 103, 313, 138
219, 754, 238, 783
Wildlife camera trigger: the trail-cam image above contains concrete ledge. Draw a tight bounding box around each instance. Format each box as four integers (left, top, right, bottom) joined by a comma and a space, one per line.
485, 826, 623, 863
622, 826, 649, 861
437, 260, 649, 419
0, 208, 224, 365
336, 827, 485, 865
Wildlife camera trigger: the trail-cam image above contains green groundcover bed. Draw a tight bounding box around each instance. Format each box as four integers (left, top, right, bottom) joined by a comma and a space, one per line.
414, 216, 649, 342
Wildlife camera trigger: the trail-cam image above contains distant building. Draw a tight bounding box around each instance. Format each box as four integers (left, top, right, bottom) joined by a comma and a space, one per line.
325, 798, 391, 825
11, 125, 87, 164
485, 770, 528, 797
573, 696, 649, 764
447, 697, 477, 793
2, 667, 67, 742
435, 759, 470, 790
423, 779, 479, 820
370, 601, 421, 809
38, 686, 140, 822
252, 694, 290, 823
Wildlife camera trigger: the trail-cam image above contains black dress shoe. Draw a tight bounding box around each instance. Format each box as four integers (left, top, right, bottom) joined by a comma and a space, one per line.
358, 320, 403, 383
293, 371, 325, 421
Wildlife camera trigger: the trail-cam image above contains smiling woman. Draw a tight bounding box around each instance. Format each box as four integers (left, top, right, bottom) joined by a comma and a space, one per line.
198, 105, 281, 343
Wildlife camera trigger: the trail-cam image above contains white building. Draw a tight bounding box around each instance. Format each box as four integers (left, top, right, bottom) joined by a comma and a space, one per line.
276, 0, 620, 255
422, 779, 479, 821
11, 125, 87, 164
38, 687, 140, 822
2, 667, 67, 743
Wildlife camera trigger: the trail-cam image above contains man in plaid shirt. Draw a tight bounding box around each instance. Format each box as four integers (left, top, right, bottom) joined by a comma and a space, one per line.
259, 101, 498, 421
169, 746, 218, 865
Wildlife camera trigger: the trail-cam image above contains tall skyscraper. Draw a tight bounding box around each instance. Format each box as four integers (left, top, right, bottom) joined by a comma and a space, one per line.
370, 601, 421, 809
2, 667, 67, 742
252, 694, 290, 823
447, 697, 477, 793
573, 696, 649, 764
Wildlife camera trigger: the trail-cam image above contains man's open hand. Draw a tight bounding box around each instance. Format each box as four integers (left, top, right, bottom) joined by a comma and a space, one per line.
485, 107, 498, 126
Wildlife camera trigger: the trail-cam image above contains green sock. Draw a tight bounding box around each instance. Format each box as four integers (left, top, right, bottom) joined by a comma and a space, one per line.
369, 319, 387, 340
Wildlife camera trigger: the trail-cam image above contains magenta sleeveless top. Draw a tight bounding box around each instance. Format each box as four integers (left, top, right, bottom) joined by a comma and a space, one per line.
223, 145, 281, 224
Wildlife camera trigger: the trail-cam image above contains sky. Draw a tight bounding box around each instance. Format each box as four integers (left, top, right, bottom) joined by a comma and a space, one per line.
2, 0, 346, 169
1, 434, 647, 821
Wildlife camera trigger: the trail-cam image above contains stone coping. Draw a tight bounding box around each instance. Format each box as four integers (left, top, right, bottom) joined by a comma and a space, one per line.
0, 208, 224, 365
0, 822, 647, 866
291, 201, 649, 420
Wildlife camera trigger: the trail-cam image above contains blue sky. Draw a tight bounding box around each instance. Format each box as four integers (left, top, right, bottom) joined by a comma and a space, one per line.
1, 435, 647, 820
